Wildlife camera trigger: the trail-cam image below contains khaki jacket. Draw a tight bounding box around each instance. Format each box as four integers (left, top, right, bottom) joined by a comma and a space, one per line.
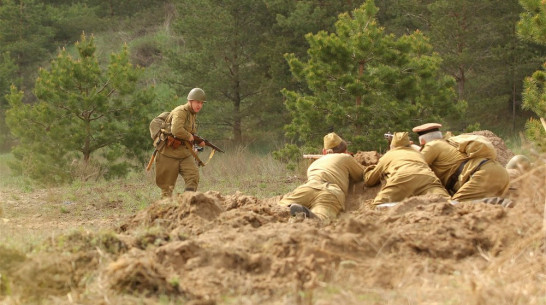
364, 147, 437, 187
306, 154, 365, 203
421, 139, 507, 194
420, 139, 466, 186
160, 103, 197, 159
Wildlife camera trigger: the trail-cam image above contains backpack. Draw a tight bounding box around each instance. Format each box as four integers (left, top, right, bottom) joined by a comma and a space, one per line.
446, 134, 497, 160
149, 112, 172, 146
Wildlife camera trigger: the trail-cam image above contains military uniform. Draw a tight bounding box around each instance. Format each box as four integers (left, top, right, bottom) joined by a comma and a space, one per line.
280, 153, 365, 220
279, 133, 365, 221
364, 132, 450, 205
414, 123, 510, 201
155, 89, 205, 198
420, 139, 466, 186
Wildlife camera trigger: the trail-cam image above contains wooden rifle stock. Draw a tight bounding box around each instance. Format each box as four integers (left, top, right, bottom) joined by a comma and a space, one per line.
146, 150, 158, 171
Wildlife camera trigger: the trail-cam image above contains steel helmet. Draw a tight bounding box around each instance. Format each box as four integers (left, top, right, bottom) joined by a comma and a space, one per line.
187, 88, 206, 102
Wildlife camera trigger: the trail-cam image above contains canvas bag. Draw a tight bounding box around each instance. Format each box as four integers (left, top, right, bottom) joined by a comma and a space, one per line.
446, 134, 497, 160
149, 112, 172, 146
446, 134, 498, 188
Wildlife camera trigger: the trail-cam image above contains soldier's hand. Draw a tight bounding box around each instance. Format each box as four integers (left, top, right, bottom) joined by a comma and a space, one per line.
189, 134, 194, 142
198, 141, 205, 147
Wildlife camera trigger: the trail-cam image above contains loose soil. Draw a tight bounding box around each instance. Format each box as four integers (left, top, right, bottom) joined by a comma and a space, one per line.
1, 131, 545, 305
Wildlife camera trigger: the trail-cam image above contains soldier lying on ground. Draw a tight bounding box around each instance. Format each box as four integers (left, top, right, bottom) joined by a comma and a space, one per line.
413, 123, 510, 202
364, 132, 450, 206
279, 132, 365, 221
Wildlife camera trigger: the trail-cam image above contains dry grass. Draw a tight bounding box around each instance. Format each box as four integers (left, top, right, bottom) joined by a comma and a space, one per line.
0, 148, 303, 250
1, 151, 545, 305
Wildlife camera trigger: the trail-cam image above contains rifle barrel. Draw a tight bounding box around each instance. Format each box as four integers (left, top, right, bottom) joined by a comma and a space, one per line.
303, 154, 324, 159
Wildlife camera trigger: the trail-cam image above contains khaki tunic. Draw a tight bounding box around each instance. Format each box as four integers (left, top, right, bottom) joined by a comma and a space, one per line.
155, 103, 199, 197
451, 158, 509, 201
421, 139, 509, 201
279, 154, 364, 220
420, 139, 466, 186
365, 147, 450, 205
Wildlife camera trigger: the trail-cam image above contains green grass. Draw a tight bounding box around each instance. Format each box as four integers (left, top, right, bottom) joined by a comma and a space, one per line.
0, 154, 31, 190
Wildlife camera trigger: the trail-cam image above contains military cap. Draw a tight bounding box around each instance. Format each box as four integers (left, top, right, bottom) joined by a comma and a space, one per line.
412, 123, 442, 136
391, 132, 410, 148
323, 132, 343, 150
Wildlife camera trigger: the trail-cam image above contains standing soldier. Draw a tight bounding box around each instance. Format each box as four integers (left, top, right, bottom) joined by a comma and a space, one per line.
364, 132, 450, 205
413, 123, 510, 202
279, 132, 365, 221
155, 88, 207, 198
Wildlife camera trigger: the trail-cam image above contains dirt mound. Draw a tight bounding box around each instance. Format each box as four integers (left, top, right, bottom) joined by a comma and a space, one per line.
4, 138, 544, 304
7, 176, 543, 304
14, 251, 98, 298
353, 151, 381, 166
120, 191, 224, 233
467, 130, 514, 165
106, 248, 185, 296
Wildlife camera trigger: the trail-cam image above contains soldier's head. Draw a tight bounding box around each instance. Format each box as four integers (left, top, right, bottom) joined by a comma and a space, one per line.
187, 88, 206, 113
323, 132, 347, 154
412, 123, 443, 145
390, 132, 410, 149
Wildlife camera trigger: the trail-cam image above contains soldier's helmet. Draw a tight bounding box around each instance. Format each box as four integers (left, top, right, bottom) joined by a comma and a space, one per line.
187, 88, 206, 102
506, 154, 531, 172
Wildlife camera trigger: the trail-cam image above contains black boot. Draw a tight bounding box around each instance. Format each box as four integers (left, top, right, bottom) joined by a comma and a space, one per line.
479, 197, 514, 208
289, 204, 317, 219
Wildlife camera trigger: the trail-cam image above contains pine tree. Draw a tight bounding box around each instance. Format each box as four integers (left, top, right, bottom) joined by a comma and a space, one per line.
517, 0, 546, 151
168, 0, 282, 145
0, 53, 18, 151
5, 34, 154, 184
280, 0, 459, 154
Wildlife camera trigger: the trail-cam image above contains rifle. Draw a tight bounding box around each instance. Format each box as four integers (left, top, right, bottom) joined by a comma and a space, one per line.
147, 133, 224, 170
146, 137, 166, 171
192, 134, 225, 153
185, 141, 205, 167
303, 154, 325, 160
146, 149, 158, 171
303, 152, 354, 160
384, 132, 394, 142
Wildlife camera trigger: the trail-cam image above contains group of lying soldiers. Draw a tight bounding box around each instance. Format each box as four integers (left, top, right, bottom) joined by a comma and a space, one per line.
280, 123, 527, 221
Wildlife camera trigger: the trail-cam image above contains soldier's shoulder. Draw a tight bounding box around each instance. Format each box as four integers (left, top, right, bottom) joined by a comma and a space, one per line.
425, 139, 448, 148
171, 104, 190, 114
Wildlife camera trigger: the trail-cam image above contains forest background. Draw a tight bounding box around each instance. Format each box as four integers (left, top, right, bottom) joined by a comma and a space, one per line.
1, 0, 545, 184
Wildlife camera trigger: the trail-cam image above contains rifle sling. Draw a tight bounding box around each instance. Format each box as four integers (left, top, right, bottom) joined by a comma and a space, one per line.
446, 158, 490, 194
446, 160, 468, 194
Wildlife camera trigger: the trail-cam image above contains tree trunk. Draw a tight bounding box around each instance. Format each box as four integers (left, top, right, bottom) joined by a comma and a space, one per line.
232, 59, 243, 144
84, 118, 91, 163
356, 61, 364, 107
512, 76, 516, 133
456, 66, 465, 100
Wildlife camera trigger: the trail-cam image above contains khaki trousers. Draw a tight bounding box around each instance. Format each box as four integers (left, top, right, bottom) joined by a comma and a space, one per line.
373, 174, 450, 205
279, 182, 344, 221
155, 153, 199, 198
